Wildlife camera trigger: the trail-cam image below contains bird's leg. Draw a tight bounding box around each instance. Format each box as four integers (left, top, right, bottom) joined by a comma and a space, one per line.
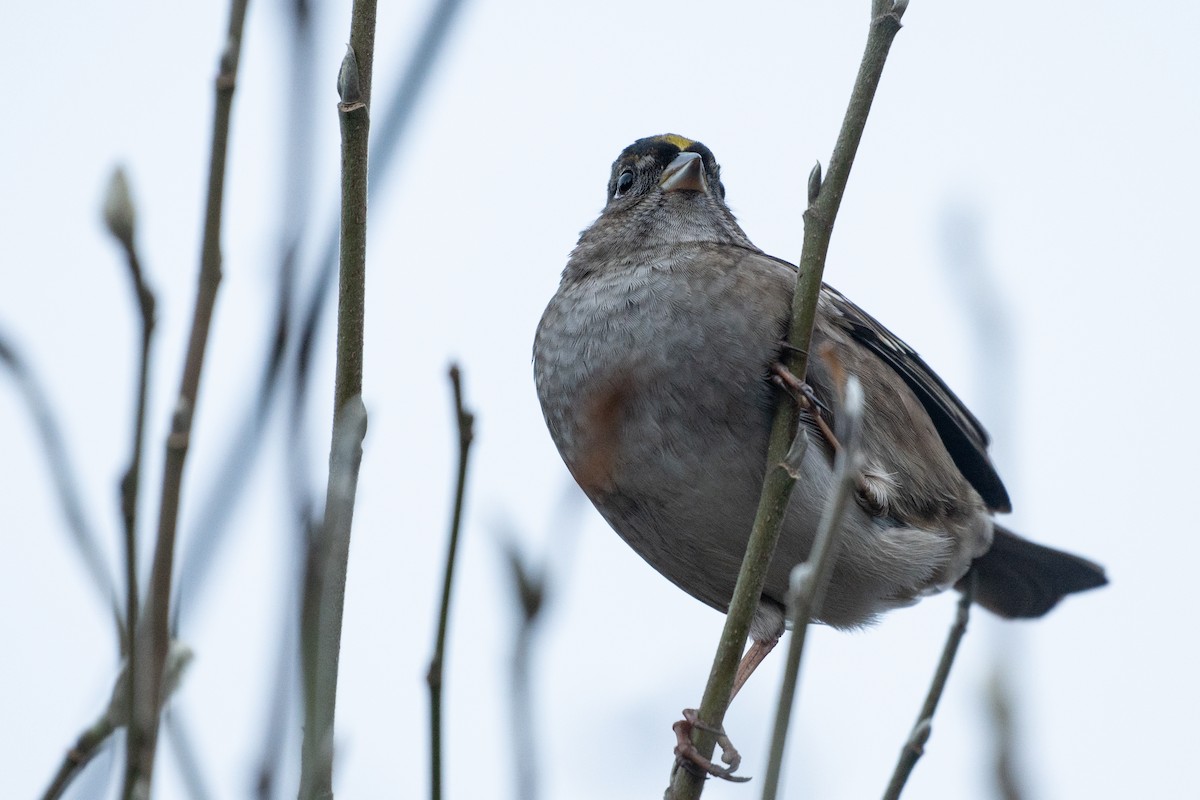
770, 362, 841, 454
731, 635, 778, 702
672, 635, 779, 781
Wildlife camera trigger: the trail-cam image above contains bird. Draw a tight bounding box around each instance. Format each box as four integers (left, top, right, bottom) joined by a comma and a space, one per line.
532, 134, 1107, 775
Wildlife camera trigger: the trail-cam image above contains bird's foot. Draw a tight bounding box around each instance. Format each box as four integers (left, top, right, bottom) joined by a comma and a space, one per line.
672, 709, 751, 782
770, 362, 841, 453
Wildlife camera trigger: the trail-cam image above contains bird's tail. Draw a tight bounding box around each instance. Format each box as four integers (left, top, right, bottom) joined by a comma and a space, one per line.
961, 524, 1108, 618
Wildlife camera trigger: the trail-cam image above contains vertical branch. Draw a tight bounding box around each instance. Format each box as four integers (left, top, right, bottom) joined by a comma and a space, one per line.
124, 0, 251, 796
297, 4, 377, 797
760, 377, 865, 800
940, 207, 1027, 800
427, 365, 476, 800
329, 3, 375, 418
103, 166, 157, 734
164, 709, 214, 800
299, 399, 368, 799
502, 543, 546, 800
985, 665, 1027, 800
882, 574, 975, 800
666, 3, 908, 796
296, 0, 468, 399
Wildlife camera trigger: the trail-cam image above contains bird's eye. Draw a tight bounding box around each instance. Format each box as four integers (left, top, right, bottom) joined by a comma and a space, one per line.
615, 170, 635, 198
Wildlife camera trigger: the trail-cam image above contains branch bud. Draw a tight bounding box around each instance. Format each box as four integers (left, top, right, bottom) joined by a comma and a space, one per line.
103, 166, 137, 249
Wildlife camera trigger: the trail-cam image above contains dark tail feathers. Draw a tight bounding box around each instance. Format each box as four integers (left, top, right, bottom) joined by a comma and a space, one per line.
960, 524, 1108, 619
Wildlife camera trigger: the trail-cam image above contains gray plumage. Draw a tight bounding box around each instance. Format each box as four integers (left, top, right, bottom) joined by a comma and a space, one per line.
533, 135, 1105, 642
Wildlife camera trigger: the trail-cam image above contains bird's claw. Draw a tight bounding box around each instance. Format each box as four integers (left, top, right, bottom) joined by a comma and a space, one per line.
770, 363, 841, 453
672, 709, 751, 783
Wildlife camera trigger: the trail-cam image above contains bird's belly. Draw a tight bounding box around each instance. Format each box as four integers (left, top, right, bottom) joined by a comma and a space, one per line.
535, 281, 809, 613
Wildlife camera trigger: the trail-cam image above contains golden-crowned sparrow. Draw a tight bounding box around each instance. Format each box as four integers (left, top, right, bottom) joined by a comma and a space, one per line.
533, 134, 1106, 660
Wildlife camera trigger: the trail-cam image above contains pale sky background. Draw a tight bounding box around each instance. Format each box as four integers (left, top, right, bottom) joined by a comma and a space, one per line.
2, 1, 1198, 798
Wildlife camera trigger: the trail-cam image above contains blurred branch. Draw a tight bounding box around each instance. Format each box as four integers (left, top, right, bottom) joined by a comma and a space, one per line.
103, 166, 158, 740
173, 0, 317, 648
297, 0, 469, 397
165, 706, 213, 800
986, 666, 1027, 800
666, 3, 908, 796
369, 0, 467, 188
941, 204, 1027, 800
41, 710, 118, 800
42, 641, 193, 800
174, 0, 468, 634
0, 331, 121, 632
124, 0, 251, 794
299, 397, 368, 799
253, 590, 301, 800
761, 377, 865, 800
502, 541, 546, 800
882, 573, 975, 800
427, 365, 476, 800
940, 207, 1015, 424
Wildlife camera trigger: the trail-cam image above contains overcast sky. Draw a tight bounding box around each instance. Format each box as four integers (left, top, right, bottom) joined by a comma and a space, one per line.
3, 1, 1198, 798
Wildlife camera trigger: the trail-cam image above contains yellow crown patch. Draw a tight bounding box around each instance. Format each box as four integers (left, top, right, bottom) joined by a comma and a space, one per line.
657, 134, 696, 151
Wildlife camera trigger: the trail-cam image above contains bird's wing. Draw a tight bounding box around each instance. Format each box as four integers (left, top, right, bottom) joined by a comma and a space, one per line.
819, 283, 1012, 512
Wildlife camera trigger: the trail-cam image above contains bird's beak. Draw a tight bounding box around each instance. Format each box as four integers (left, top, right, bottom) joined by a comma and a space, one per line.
659, 152, 707, 193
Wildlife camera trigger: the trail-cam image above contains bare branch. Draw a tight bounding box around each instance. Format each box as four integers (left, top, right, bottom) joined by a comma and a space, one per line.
761, 377, 865, 799
299, 397, 368, 799
103, 165, 158, 736
124, 0, 251, 794
427, 365, 476, 800
882, 574, 975, 799
0, 331, 121, 632
42, 641, 192, 800
297, 1, 377, 792
502, 541, 546, 800
666, 4, 908, 795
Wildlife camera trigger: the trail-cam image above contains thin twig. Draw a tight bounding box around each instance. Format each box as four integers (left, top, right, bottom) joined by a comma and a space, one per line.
40, 713, 118, 800
986, 664, 1027, 800
502, 541, 546, 800
882, 573, 975, 800
940, 207, 1027, 800
104, 165, 158, 738
173, 0, 467, 633
123, 1, 251, 795
666, 3, 908, 796
427, 365, 476, 800
164, 707, 212, 800
761, 377, 865, 800
41, 640, 193, 800
0, 332, 122, 632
